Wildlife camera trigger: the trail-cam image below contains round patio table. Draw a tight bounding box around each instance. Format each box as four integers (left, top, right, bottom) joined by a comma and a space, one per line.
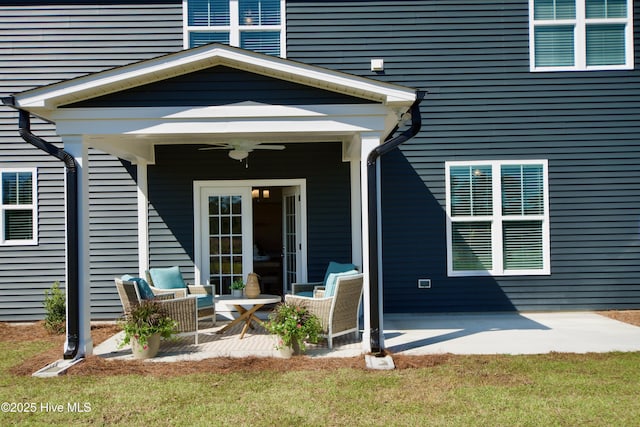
216, 294, 281, 339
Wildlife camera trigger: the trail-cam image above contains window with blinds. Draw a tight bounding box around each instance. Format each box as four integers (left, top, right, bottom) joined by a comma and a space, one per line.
529, 0, 633, 71
1, 169, 37, 245
446, 161, 549, 276
185, 0, 285, 57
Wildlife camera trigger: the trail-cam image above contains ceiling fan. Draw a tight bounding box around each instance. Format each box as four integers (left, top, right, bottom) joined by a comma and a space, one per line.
199, 141, 285, 160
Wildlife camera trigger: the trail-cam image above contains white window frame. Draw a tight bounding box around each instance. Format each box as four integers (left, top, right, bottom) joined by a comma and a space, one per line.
529, 0, 634, 71
1, 168, 38, 246
183, 0, 287, 57
445, 160, 550, 277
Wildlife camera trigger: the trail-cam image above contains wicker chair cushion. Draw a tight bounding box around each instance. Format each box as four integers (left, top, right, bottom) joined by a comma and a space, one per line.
322, 262, 357, 286
121, 275, 155, 300
196, 294, 214, 309
324, 270, 358, 297
148, 266, 187, 290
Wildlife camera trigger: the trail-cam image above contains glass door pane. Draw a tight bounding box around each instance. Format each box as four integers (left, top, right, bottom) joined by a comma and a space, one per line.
203, 187, 252, 295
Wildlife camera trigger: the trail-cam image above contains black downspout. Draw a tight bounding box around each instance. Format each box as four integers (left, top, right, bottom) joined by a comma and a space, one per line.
366, 92, 423, 354
16, 108, 80, 360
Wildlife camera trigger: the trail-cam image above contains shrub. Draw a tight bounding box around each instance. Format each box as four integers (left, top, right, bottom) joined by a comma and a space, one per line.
43, 281, 66, 334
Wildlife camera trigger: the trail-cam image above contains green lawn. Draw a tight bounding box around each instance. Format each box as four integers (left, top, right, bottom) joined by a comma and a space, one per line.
1, 339, 639, 426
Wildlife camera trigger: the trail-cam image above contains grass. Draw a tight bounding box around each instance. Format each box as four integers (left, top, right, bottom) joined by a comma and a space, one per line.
1, 338, 639, 426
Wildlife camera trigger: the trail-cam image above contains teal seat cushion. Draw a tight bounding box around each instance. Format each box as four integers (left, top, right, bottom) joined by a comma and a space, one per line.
149, 266, 187, 290
196, 294, 214, 310
323, 261, 357, 286
324, 270, 358, 297
121, 275, 155, 300
297, 291, 314, 298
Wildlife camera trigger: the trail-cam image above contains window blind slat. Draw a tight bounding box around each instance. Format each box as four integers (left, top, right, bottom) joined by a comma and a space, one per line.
534, 0, 576, 20
450, 165, 492, 216
586, 24, 626, 66
239, 0, 280, 25
452, 222, 493, 271
188, 0, 230, 26
503, 221, 544, 270
586, 0, 626, 18
190, 32, 230, 48
240, 31, 280, 56
4, 210, 33, 241
535, 26, 575, 67
502, 165, 543, 216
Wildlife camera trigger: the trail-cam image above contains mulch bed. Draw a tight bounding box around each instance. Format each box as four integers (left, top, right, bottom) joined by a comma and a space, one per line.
3, 311, 639, 377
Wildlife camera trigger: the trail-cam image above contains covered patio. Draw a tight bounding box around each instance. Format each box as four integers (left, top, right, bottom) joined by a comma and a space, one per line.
7, 43, 418, 359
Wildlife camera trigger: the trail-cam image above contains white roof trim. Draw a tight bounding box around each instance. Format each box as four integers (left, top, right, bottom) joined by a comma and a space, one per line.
13, 44, 416, 116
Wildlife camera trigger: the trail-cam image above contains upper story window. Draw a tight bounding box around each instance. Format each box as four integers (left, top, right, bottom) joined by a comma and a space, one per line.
445, 160, 550, 276
184, 0, 286, 57
1, 169, 37, 246
529, 0, 634, 71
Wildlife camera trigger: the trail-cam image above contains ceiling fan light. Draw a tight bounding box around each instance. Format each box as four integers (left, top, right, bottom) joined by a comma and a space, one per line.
228, 149, 249, 160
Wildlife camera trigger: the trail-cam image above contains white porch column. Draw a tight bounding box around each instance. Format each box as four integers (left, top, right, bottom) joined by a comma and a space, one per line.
360, 133, 382, 353
136, 161, 149, 277
350, 158, 362, 270
63, 137, 93, 357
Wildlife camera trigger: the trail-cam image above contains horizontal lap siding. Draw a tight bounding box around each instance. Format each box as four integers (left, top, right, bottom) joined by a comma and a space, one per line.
287, 1, 640, 312
0, 3, 183, 320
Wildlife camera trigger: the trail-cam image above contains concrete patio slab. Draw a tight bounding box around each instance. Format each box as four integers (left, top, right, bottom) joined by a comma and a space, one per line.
93, 311, 640, 362
384, 312, 640, 355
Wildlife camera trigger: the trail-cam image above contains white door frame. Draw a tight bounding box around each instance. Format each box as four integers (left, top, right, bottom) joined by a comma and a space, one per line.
282, 185, 303, 293
194, 179, 307, 287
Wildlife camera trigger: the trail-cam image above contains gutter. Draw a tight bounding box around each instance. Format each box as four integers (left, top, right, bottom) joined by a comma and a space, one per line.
366, 91, 424, 354
1, 98, 80, 360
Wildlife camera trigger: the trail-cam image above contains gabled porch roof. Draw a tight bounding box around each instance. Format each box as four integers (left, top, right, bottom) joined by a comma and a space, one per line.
11, 44, 417, 164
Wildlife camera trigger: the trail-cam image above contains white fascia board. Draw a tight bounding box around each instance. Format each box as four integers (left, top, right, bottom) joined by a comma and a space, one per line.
56, 117, 387, 137
13, 45, 416, 113
50, 103, 392, 121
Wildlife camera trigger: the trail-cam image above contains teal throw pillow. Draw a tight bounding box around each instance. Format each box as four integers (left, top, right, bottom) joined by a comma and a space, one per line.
323, 261, 357, 286
149, 266, 187, 290
121, 275, 155, 300
324, 270, 358, 297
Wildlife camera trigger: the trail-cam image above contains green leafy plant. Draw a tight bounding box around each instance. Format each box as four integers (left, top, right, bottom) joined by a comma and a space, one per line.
43, 281, 65, 334
230, 279, 245, 290
118, 300, 178, 349
265, 301, 322, 353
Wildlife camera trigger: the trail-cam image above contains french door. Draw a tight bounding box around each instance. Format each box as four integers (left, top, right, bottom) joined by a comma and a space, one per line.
199, 186, 252, 295
195, 180, 307, 294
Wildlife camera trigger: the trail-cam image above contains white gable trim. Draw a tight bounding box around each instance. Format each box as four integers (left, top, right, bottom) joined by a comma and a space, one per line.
13, 44, 416, 118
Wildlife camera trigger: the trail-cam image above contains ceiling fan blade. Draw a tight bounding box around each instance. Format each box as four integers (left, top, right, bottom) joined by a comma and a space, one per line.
198, 146, 229, 151
254, 145, 286, 150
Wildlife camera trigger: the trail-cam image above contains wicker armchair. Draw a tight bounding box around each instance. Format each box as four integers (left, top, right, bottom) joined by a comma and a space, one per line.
145, 267, 215, 326
285, 273, 363, 349
115, 278, 200, 344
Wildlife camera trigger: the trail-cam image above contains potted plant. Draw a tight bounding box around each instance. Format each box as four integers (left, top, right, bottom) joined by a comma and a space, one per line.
118, 300, 178, 359
265, 301, 322, 357
230, 279, 245, 297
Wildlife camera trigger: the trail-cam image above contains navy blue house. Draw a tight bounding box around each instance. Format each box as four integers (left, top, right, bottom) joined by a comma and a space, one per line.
1, 1, 639, 356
